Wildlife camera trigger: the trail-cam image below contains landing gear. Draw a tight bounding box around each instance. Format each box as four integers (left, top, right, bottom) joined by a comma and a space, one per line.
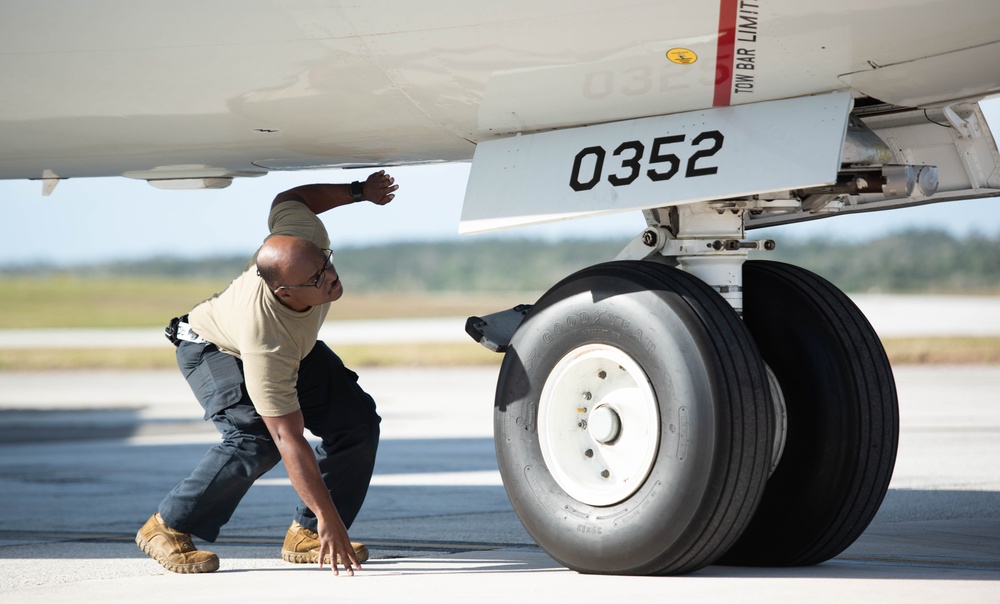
494, 261, 772, 575
718, 260, 899, 566
483, 203, 898, 576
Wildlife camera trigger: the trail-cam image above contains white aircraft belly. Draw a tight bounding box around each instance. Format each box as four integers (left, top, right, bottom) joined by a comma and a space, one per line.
839, 41, 1000, 107
1, 1, 1000, 181
460, 93, 852, 234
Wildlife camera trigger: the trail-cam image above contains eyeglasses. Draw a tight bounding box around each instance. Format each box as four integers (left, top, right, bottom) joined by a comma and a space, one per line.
273, 249, 334, 292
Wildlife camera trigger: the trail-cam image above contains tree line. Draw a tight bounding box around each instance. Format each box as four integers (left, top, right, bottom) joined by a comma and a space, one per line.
3, 229, 998, 294
757, 229, 1000, 293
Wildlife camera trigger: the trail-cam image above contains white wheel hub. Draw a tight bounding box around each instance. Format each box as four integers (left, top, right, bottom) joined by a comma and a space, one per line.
538, 344, 660, 507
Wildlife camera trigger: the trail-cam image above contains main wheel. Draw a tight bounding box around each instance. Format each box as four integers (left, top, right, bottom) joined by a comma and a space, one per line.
494, 261, 772, 575
718, 260, 899, 566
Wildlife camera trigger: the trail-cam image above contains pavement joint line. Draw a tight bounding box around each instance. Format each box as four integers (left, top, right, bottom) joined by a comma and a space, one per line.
0, 530, 540, 552
835, 555, 1000, 571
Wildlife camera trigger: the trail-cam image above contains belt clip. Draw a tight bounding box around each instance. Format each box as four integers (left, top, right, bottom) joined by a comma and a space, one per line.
165, 316, 182, 347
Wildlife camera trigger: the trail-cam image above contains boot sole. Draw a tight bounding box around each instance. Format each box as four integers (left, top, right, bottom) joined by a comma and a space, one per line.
135, 533, 219, 574
281, 543, 369, 565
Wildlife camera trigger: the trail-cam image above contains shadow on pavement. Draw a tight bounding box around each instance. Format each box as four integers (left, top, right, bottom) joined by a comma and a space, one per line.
1, 413, 998, 582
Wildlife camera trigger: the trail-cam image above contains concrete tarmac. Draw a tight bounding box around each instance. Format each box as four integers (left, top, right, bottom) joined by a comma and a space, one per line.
1, 365, 998, 603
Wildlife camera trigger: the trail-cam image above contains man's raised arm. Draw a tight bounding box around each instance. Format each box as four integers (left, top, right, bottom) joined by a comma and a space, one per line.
272, 170, 398, 213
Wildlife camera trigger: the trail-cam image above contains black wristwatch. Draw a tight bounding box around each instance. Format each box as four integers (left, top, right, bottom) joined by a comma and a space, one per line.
349, 180, 364, 202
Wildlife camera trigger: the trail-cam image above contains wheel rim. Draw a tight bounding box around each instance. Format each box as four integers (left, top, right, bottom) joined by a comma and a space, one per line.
764, 363, 788, 477
537, 343, 660, 507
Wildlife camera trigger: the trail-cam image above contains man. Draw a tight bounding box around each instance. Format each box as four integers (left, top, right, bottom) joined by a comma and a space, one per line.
136, 171, 398, 576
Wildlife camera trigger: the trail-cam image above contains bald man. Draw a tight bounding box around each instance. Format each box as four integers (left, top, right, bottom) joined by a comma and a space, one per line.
137, 171, 397, 576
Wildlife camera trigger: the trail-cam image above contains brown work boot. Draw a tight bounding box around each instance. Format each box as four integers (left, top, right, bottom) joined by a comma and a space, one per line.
135, 513, 219, 574
281, 520, 369, 564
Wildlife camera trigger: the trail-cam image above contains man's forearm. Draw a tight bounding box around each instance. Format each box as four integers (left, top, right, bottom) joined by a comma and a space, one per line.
262, 410, 359, 574
261, 411, 339, 523
271, 170, 396, 214
277, 432, 339, 522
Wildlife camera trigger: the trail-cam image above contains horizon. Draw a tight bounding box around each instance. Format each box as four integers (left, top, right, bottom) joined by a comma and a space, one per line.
0, 224, 995, 272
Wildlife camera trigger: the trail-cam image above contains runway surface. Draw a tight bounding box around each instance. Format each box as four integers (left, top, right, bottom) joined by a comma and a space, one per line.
0, 364, 998, 603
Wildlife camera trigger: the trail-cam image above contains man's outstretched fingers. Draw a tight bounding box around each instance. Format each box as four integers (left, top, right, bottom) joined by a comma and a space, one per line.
318, 543, 358, 576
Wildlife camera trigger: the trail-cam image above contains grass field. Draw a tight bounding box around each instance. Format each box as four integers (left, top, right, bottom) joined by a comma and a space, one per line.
2, 337, 996, 371
1, 277, 998, 370
0, 277, 536, 328
0, 343, 504, 371
0, 276, 527, 369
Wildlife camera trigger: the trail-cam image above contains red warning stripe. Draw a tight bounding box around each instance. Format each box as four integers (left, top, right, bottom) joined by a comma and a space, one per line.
713, 0, 738, 107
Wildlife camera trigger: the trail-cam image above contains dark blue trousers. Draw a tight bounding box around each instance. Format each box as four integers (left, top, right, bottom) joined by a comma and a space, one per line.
158, 340, 380, 542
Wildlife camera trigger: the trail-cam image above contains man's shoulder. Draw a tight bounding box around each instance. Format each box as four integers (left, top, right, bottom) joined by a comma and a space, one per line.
267, 200, 329, 247
269, 197, 307, 215
268, 199, 313, 228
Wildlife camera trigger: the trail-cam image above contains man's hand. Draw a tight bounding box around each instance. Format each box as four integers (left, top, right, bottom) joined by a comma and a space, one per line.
362, 170, 397, 206
317, 514, 361, 576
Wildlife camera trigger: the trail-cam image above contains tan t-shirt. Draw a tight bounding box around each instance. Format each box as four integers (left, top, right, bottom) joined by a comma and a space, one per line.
187, 200, 331, 417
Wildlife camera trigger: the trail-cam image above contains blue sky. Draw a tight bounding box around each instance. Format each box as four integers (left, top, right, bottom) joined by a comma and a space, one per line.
2, 98, 998, 267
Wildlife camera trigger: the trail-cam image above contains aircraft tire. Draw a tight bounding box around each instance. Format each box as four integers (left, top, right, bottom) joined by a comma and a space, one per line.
494, 261, 772, 575
718, 260, 899, 566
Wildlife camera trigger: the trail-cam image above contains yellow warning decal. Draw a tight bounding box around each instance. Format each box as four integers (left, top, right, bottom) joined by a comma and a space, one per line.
666, 48, 698, 65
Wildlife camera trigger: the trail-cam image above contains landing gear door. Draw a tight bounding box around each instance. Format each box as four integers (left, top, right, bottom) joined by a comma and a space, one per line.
460, 92, 853, 234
